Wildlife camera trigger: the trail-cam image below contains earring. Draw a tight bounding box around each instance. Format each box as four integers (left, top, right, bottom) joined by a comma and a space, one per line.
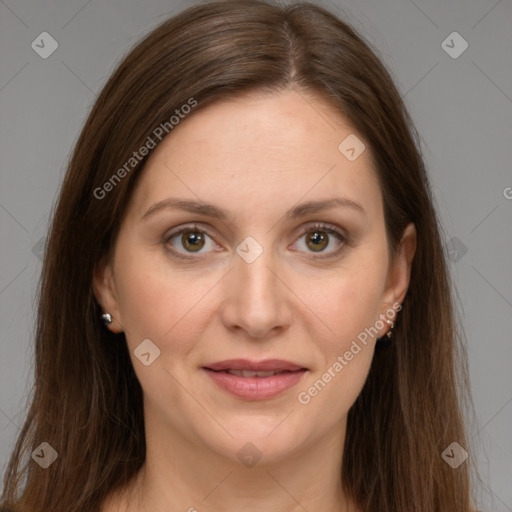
385, 319, 395, 338
100, 313, 112, 326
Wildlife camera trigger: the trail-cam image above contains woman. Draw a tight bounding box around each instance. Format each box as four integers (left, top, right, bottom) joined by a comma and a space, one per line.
0, 1, 476, 510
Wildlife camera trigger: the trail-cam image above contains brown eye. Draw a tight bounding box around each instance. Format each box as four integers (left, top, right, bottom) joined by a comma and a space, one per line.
293, 223, 346, 257
181, 231, 205, 252
166, 226, 218, 257
305, 230, 329, 252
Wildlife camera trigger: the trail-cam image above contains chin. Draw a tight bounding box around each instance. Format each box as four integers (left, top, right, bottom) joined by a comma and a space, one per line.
197, 414, 311, 467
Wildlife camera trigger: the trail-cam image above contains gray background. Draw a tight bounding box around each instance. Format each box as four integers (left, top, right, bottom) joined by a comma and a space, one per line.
0, 0, 511, 509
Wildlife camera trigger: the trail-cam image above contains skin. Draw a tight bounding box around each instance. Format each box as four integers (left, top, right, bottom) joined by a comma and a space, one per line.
94, 88, 416, 512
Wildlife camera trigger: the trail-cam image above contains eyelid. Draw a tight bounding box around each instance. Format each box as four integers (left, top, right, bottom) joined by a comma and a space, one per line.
163, 221, 349, 260
294, 221, 348, 241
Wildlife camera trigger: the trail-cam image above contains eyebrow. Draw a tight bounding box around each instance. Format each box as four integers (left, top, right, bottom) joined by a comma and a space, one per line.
141, 196, 366, 221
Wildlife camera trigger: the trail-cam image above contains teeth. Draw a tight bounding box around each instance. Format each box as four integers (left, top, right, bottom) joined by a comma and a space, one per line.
226, 369, 280, 377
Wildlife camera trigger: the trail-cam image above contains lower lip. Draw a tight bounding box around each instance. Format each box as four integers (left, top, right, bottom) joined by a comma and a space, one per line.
203, 368, 307, 400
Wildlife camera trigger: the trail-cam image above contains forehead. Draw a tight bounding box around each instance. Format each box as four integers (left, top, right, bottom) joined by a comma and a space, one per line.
127, 89, 383, 223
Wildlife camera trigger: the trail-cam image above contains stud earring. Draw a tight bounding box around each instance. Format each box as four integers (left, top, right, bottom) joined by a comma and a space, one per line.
385, 319, 395, 338
100, 313, 112, 326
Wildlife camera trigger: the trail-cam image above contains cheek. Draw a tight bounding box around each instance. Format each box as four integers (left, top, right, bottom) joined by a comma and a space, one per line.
115, 264, 167, 342
113, 246, 220, 357
295, 286, 382, 423
310, 254, 388, 350
296, 251, 387, 409
112, 251, 209, 412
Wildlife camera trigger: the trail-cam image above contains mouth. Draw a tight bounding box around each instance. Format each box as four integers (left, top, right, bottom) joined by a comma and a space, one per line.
218, 369, 292, 377
202, 359, 308, 400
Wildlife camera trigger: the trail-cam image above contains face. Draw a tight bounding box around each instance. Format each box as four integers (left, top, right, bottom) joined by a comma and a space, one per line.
94, 89, 415, 466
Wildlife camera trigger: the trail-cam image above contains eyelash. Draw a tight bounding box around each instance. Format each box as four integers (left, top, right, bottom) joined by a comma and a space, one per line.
163, 222, 349, 261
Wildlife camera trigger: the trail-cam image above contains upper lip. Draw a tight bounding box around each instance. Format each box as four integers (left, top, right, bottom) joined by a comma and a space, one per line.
203, 359, 307, 372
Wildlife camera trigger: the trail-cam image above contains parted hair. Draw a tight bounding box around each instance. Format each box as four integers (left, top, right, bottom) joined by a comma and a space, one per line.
1, 1, 475, 511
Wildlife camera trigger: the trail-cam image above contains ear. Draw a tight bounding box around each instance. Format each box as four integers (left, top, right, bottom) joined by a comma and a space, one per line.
379, 222, 417, 318
92, 256, 124, 333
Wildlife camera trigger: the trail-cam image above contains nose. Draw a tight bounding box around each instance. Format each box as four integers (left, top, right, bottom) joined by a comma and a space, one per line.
219, 244, 292, 340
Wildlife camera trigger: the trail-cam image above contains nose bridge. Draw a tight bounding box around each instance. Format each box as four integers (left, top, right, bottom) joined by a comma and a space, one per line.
221, 234, 291, 338
238, 247, 276, 299
235, 236, 280, 308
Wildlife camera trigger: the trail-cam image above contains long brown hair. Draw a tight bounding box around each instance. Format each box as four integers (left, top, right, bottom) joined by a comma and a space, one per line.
1, 1, 476, 510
